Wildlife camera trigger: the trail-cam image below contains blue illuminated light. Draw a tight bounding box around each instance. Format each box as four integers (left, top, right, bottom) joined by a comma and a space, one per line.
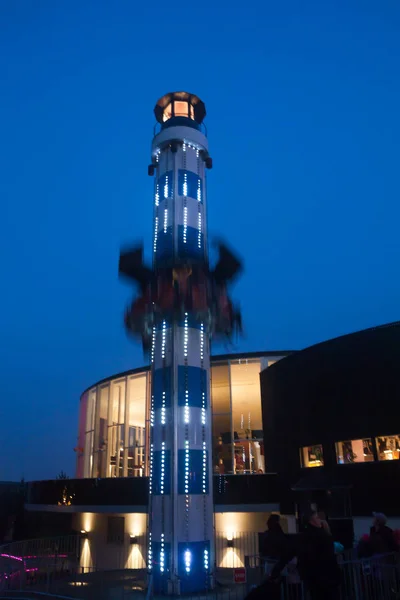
184, 549, 191, 573
153, 216, 158, 253
151, 326, 156, 364
160, 534, 165, 573
204, 548, 209, 570
161, 391, 166, 425
148, 532, 152, 569
197, 210, 202, 248
161, 321, 167, 359
183, 204, 188, 244
184, 314, 190, 423
149, 443, 153, 495
185, 440, 190, 494
163, 208, 168, 233
161, 442, 166, 494
202, 442, 207, 493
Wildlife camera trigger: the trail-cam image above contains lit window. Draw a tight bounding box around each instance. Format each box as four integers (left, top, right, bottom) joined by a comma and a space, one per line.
336, 438, 374, 464
174, 101, 189, 118
234, 440, 264, 474
376, 435, 400, 461
301, 445, 324, 468
162, 103, 172, 122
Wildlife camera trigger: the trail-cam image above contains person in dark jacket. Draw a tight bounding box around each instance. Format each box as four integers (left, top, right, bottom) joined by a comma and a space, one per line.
259, 514, 288, 561
369, 512, 399, 555
270, 509, 341, 600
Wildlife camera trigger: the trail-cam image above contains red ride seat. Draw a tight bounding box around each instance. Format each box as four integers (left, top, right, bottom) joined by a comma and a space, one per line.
192, 283, 208, 311
157, 280, 174, 311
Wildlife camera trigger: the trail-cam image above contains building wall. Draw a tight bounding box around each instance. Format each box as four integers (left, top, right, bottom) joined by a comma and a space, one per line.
73, 512, 147, 571
72, 508, 294, 571
77, 355, 288, 480
261, 322, 400, 477
214, 511, 292, 568
260, 322, 400, 519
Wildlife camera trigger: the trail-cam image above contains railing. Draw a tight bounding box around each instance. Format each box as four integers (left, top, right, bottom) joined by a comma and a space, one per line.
242, 552, 400, 600
26, 478, 148, 507
0, 536, 81, 595
26, 475, 281, 509
213, 474, 281, 505
4, 535, 398, 599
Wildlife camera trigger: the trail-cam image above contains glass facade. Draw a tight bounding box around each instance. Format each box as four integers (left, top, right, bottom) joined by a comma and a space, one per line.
77, 355, 282, 478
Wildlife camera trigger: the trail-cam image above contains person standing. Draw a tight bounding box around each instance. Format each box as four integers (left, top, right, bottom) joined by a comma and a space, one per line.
369, 512, 399, 555
270, 509, 341, 600
259, 514, 288, 563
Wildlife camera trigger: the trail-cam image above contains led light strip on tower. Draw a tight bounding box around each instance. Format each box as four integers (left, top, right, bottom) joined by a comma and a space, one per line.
197, 154, 202, 249
161, 391, 166, 425
183, 203, 188, 244
160, 441, 166, 494
183, 313, 190, 540
183, 172, 188, 197
199, 320, 209, 573
184, 440, 190, 494
200, 322, 204, 360
182, 148, 187, 248
148, 532, 152, 570
163, 171, 168, 235
204, 548, 209, 572
160, 533, 165, 573
161, 321, 167, 359
184, 314, 189, 423
155, 182, 160, 207
202, 441, 207, 494
151, 326, 156, 364
163, 208, 168, 234
150, 395, 155, 427
197, 211, 202, 249
183, 314, 189, 356
153, 216, 158, 253
149, 442, 154, 494
184, 549, 191, 573
160, 317, 168, 580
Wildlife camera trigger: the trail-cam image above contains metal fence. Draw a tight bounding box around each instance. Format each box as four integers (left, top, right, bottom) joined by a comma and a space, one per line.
1, 535, 400, 600
242, 552, 400, 600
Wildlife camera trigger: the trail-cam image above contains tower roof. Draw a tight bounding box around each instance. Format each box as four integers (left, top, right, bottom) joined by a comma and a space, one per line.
154, 91, 206, 125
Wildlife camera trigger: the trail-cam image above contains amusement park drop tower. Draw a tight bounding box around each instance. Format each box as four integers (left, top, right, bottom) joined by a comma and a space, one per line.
119, 93, 242, 594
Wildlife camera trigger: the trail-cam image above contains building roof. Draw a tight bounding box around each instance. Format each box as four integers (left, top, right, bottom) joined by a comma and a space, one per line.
80, 349, 296, 398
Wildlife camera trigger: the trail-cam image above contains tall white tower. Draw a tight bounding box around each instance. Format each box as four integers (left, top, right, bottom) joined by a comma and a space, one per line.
148, 92, 214, 594
119, 92, 242, 594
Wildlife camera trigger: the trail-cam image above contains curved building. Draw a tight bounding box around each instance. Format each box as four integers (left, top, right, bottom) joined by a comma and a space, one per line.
76, 351, 291, 481
260, 321, 400, 538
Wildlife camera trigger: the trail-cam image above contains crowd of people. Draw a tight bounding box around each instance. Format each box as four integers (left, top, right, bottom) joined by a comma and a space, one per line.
247, 510, 400, 600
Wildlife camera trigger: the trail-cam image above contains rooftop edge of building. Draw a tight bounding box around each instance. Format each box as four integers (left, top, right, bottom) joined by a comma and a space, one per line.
79, 349, 296, 398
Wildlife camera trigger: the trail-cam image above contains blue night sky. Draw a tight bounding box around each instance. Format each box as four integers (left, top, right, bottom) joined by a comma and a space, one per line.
1, 1, 399, 481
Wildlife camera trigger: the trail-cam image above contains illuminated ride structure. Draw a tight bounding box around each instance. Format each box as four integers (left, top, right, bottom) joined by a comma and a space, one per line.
119, 92, 242, 594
